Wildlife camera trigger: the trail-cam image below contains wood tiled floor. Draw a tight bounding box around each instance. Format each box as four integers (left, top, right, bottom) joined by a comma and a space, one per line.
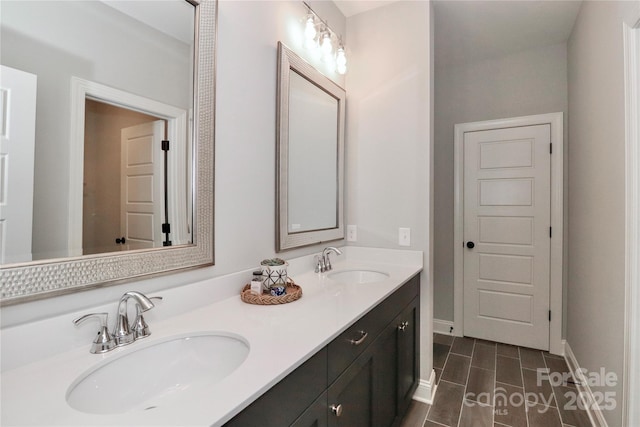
398, 334, 593, 427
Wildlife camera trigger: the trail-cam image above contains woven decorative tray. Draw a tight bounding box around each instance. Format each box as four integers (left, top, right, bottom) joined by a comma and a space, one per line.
240, 282, 302, 305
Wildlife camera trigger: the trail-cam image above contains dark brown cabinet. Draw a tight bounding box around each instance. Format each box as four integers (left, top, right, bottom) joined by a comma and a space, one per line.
224, 274, 420, 427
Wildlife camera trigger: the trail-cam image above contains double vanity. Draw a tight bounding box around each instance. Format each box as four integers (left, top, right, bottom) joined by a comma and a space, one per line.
1, 247, 422, 426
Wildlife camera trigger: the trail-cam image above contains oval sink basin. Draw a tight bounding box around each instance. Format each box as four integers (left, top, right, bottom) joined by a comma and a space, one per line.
327, 269, 390, 284
66, 332, 249, 414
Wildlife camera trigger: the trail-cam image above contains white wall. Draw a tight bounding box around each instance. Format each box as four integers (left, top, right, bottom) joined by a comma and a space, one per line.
433, 43, 569, 324
345, 0, 433, 384
567, 2, 640, 425
1, 0, 347, 326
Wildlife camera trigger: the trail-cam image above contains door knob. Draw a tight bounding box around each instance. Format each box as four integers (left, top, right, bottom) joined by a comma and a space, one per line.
466, 241, 475, 249
116, 237, 126, 244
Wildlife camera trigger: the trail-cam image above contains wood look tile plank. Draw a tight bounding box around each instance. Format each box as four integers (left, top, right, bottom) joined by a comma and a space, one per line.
399, 400, 430, 427
553, 385, 592, 426
494, 383, 527, 427
427, 381, 465, 427
441, 353, 471, 385
434, 333, 454, 346
451, 337, 475, 356
434, 343, 450, 369
527, 403, 563, 427
459, 400, 493, 427
497, 343, 520, 359
544, 355, 576, 388
472, 342, 497, 371
466, 367, 495, 405
522, 367, 556, 407
519, 348, 546, 370
496, 355, 523, 387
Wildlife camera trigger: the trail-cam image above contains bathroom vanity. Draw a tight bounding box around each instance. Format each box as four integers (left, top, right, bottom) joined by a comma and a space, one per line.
0, 247, 422, 426
225, 274, 419, 427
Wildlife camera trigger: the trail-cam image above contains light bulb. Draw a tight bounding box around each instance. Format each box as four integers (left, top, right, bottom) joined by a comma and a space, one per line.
321, 30, 333, 56
304, 14, 317, 50
336, 46, 347, 74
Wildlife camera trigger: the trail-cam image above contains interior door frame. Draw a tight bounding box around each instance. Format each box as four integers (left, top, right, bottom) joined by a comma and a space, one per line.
623, 13, 640, 427
69, 77, 189, 256
453, 112, 564, 355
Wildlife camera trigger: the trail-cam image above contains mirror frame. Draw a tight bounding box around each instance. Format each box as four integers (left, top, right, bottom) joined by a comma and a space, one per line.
275, 42, 345, 251
0, 0, 216, 306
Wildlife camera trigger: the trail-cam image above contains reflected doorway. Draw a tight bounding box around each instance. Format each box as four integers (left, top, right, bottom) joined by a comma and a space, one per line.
83, 100, 167, 255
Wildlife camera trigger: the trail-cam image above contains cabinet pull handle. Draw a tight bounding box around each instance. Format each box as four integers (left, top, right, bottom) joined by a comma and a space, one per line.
330, 404, 343, 417
398, 321, 409, 331
349, 330, 368, 345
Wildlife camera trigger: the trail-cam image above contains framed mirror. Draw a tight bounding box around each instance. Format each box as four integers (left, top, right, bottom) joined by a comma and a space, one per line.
276, 42, 345, 251
0, 0, 216, 305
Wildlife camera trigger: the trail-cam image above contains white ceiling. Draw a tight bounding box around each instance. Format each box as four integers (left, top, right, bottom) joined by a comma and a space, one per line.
333, 0, 400, 17
434, 0, 582, 67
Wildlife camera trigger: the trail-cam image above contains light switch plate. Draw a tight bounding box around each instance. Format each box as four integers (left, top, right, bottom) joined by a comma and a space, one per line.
347, 225, 357, 242
399, 227, 410, 246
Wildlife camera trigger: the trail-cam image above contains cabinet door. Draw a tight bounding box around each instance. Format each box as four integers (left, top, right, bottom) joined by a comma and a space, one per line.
224, 348, 327, 427
327, 345, 375, 427
291, 391, 328, 427
396, 298, 420, 416
372, 321, 399, 427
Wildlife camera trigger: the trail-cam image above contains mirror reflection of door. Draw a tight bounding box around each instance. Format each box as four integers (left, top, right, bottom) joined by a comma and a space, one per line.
0, 65, 37, 264
120, 120, 165, 251
82, 99, 167, 255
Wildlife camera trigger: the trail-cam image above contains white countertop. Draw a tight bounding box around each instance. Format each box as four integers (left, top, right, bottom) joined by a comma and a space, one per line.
0, 247, 422, 426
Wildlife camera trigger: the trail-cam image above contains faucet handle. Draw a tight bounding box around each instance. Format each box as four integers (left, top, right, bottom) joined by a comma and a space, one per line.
73, 312, 116, 354
132, 296, 163, 340
325, 252, 333, 271
321, 247, 342, 272
314, 255, 323, 273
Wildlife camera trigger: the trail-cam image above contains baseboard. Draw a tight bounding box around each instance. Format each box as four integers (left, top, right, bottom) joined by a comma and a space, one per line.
564, 341, 609, 427
413, 370, 436, 404
433, 318, 455, 336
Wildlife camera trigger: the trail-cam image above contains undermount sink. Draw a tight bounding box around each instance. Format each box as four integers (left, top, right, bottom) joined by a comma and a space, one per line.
66, 332, 249, 414
327, 269, 390, 284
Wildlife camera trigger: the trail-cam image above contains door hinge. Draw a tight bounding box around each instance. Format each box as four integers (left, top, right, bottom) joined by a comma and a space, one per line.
549, 310, 552, 322
550, 143, 553, 154
162, 223, 171, 234
549, 227, 552, 238
161, 140, 170, 151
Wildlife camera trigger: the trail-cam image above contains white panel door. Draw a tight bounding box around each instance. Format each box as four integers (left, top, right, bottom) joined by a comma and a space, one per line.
463, 124, 551, 350
120, 120, 164, 250
0, 66, 37, 264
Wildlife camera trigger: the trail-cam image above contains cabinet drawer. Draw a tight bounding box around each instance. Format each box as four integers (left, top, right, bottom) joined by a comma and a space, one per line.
328, 274, 419, 383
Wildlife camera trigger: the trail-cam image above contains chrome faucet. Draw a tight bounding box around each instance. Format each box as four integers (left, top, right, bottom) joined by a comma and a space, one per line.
315, 246, 343, 273
113, 291, 156, 346
73, 291, 160, 353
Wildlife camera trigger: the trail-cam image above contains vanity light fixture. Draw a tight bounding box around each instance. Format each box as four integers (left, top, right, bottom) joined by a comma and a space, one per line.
302, 2, 347, 74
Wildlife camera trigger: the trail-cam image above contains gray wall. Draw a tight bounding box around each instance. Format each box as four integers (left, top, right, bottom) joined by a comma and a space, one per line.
567, 2, 639, 425
433, 42, 569, 322
346, 0, 433, 380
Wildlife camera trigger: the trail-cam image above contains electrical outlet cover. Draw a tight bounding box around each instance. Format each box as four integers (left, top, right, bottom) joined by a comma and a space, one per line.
399, 227, 410, 246
347, 225, 357, 242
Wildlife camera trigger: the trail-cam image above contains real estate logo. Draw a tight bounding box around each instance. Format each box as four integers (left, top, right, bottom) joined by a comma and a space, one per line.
464, 367, 618, 414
